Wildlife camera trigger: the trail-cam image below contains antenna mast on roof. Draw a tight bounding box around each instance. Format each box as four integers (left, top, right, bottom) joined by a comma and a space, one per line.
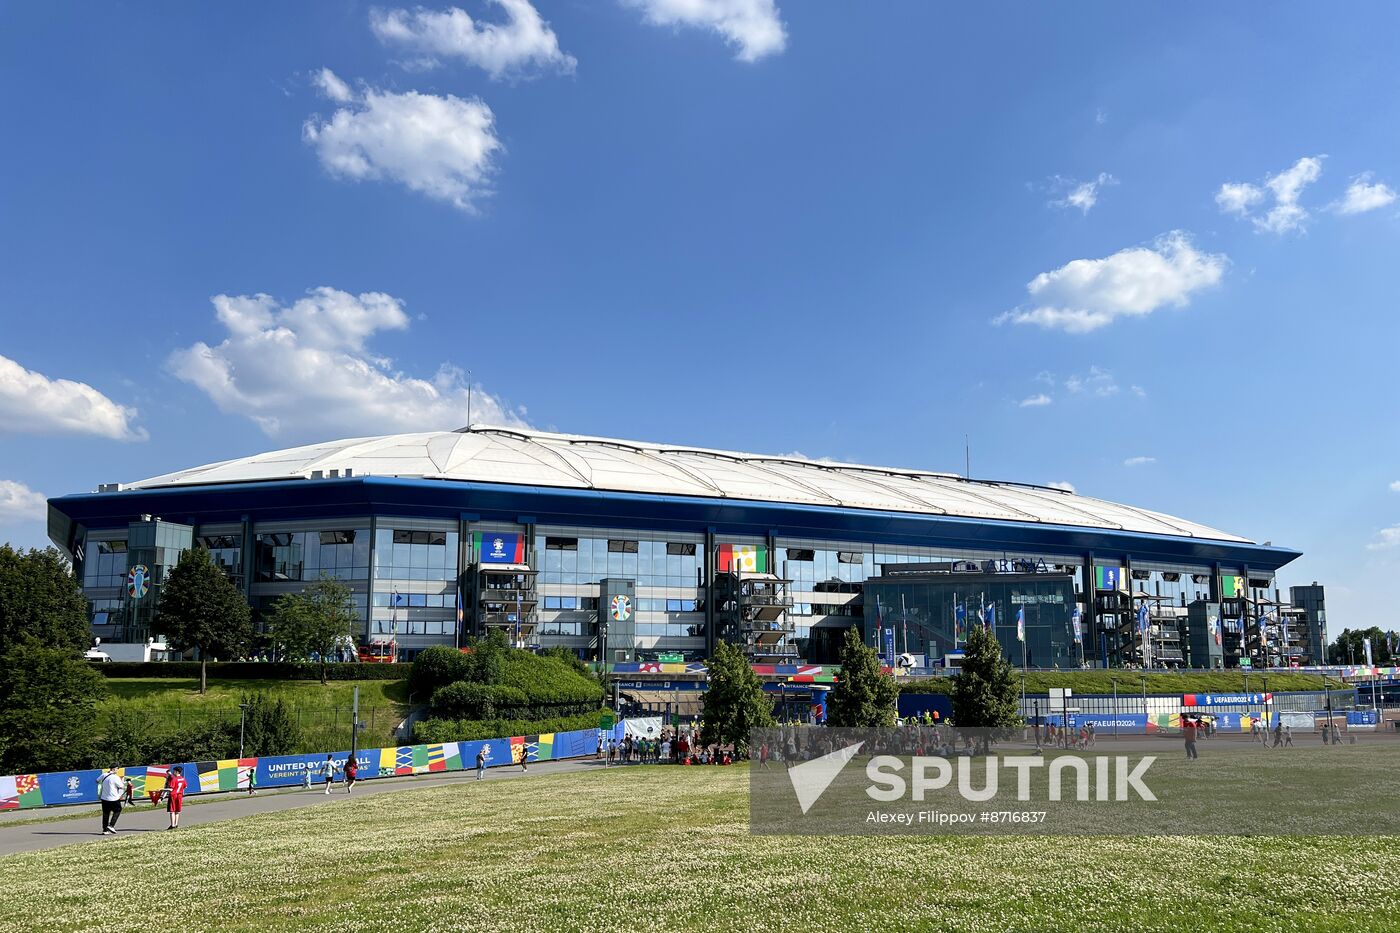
965, 435, 970, 479
466, 370, 473, 429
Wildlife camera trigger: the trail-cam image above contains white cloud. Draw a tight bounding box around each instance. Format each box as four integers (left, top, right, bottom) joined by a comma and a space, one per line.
1046, 481, 1076, 493
1094, 108, 1107, 125
371, 2, 576, 79
1123, 456, 1156, 467
1130, 384, 1146, 397
1334, 173, 1397, 215
1369, 525, 1400, 550
1063, 366, 1119, 397
303, 71, 502, 212
168, 287, 528, 438
0, 480, 46, 523
996, 232, 1227, 333
0, 353, 146, 441
1215, 182, 1264, 216
623, 0, 786, 62
313, 67, 354, 102
1050, 173, 1116, 213
1019, 393, 1052, 408
1217, 156, 1325, 234
1389, 480, 1400, 493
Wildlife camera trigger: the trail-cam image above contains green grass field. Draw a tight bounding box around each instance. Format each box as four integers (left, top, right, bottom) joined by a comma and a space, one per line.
100, 677, 413, 751
3, 764, 1396, 932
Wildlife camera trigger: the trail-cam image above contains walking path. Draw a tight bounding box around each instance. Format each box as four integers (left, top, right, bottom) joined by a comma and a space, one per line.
0, 756, 606, 858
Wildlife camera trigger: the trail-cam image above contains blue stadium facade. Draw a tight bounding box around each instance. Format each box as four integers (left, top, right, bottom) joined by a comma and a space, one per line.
47, 426, 1303, 668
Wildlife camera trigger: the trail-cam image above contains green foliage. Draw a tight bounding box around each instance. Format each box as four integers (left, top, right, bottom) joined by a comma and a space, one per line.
412, 710, 606, 744
700, 641, 774, 751
827, 627, 900, 728
95, 705, 158, 766
410, 645, 473, 696
0, 544, 90, 657
1328, 627, 1394, 665
99, 661, 412, 680
265, 576, 358, 683
541, 645, 590, 678
239, 692, 301, 757
951, 625, 1022, 730
153, 548, 253, 693
0, 642, 109, 773
144, 719, 239, 764
430, 682, 529, 719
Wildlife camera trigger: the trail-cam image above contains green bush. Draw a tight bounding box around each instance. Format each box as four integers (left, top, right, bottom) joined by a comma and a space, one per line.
100, 661, 412, 681
412, 710, 606, 744
239, 693, 301, 757
145, 720, 240, 764
430, 682, 529, 719
409, 646, 472, 696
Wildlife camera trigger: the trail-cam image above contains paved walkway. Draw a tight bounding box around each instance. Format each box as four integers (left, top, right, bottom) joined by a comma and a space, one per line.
0, 756, 611, 858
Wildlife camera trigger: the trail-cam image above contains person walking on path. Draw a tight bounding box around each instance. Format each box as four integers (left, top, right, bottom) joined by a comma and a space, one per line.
344, 757, 358, 794
1283, 723, 1294, 747
476, 746, 490, 781
516, 743, 529, 772
1273, 721, 1284, 749
1183, 718, 1199, 760
301, 767, 313, 791
321, 755, 337, 794
245, 767, 258, 796
122, 776, 135, 806
165, 767, 187, 830
97, 767, 125, 835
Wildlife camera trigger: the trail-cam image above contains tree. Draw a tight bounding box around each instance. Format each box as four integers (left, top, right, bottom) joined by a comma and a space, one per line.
266, 575, 357, 683
827, 627, 900, 728
951, 624, 1022, 744
152, 547, 252, 694
701, 641, 774, 752
239, 692, 301, 757
0, 544, 90, 656
1328, 627, 1394, 666
0, 642, 108, 773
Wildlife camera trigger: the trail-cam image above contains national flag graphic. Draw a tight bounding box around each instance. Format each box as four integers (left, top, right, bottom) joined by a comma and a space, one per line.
426, 744, 448, 772
395, 746, 415, 775
1221, 574, 1244, 599
1016, 606, 1025, 642
983, 603, 996, 628
1071, 606, 1083, 644
717, 544, 767, 573
954, 600, 965, 640
1137, 602, 1150, 634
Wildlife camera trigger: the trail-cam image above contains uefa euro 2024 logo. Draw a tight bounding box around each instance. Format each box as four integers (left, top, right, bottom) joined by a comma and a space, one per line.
67, 775, 81, 792
127, 564, 150, 600
610, 594, 632, 622
490, 537, 506, 559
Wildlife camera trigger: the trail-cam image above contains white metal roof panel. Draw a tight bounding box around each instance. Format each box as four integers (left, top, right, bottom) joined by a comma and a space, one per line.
116, 425, 1252, 543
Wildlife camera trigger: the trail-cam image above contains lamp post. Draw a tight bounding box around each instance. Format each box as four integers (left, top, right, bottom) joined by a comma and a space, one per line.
238, 700, 251, 758
1111, 677, 1119, 740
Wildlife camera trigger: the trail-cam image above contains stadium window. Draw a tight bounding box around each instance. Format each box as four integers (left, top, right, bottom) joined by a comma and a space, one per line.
608, 539, 638, 553
666, 542, 696, 556
428, 531, 447, 546
837, 551, 863, 564
98, 541, 127, 554
546, 537, 578, 550
560, 596, 578, 610
787, 548, 815, 561
580, 597, 598, 610
543, 596, 561, 609
319, 530, 355, 545
666, 599, 683, 612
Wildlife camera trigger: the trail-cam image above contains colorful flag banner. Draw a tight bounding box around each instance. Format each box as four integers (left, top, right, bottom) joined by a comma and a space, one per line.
717, 544, 767, 573
1071, 606, 1082, 644
1016, 607, 1025, 642
1137, 602, 1150, 634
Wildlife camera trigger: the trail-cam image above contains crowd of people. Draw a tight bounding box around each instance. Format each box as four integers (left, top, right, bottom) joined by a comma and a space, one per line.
598, 728, 738, 766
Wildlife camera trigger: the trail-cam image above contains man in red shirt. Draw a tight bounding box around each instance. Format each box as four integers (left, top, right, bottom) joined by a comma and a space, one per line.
166, 766, 188, 829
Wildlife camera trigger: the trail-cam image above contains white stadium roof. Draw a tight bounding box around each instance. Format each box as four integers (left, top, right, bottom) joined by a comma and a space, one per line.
118, 426, 1250, 543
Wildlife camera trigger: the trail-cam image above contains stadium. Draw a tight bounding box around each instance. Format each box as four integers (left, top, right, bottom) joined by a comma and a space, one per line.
47, 425, 1303, 668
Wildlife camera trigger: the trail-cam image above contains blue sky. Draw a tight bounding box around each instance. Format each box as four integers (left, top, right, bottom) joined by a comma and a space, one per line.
1, 2, 1397, 634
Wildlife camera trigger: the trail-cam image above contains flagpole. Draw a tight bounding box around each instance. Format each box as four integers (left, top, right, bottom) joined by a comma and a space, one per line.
901, 594, 908, 659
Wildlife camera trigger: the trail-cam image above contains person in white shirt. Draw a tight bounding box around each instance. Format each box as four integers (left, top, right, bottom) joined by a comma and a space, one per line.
321, 755, 337, 794
97, 767, 125, 835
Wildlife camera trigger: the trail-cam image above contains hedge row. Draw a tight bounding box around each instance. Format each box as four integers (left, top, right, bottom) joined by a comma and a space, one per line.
412, 710, 607, 744
98, 661, 413, 681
